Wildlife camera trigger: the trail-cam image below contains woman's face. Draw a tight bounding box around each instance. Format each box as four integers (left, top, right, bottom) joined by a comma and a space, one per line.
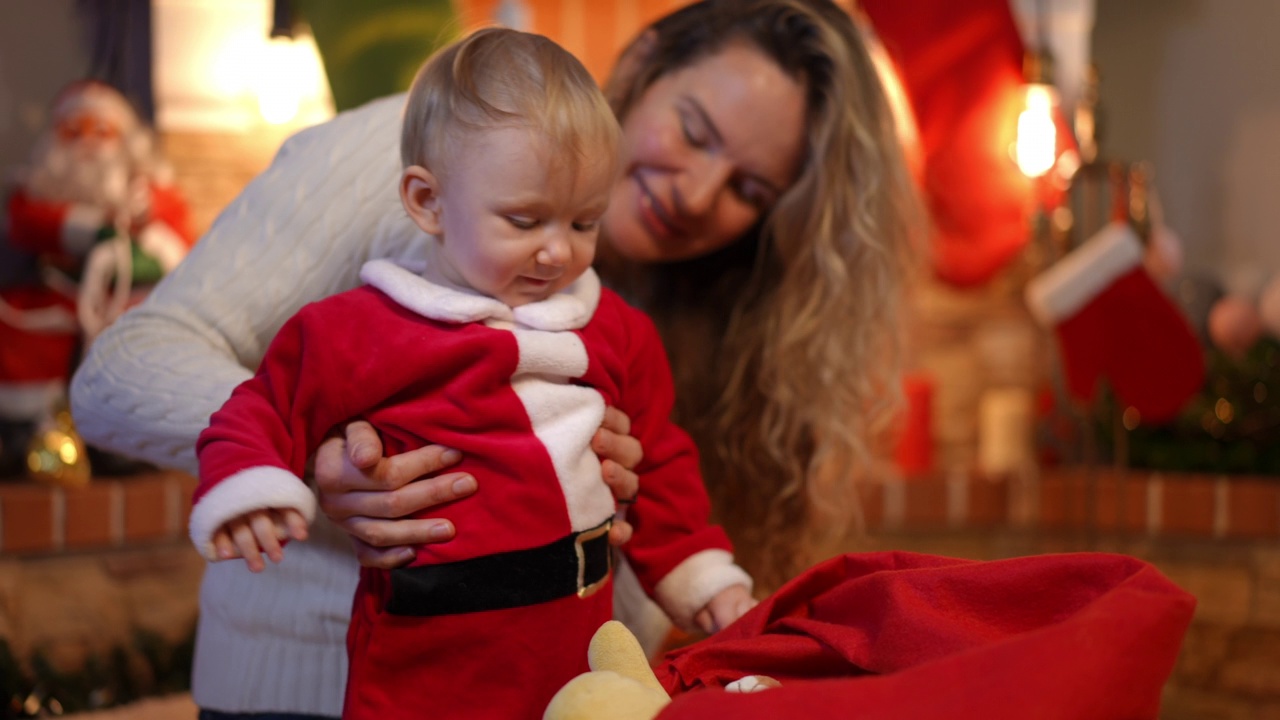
603, 42, 808, 263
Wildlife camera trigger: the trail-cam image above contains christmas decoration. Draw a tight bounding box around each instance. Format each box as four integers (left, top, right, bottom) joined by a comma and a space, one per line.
1208, 294, 1263, 360
1206, 271, 1280, 360
1025, 222, 1205, 424
860, 0, 1046, 287
25, 403, 90, 488
1205, 193, 1280, 358
1262, 274, 1280, 338
0, 80, 194, 477
1093, 339, 1280, 475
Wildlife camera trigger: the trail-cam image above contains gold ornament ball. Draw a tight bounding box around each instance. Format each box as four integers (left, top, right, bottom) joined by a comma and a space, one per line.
26, 413, 91, 488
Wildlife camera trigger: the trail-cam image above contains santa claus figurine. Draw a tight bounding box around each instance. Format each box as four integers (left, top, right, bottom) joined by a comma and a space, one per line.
0, 80, 194, 477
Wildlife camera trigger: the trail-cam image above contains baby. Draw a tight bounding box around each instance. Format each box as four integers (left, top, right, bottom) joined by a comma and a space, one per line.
189, 27, 753, 720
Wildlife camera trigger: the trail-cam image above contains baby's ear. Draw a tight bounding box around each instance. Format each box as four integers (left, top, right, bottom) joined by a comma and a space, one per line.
401, 165, 443, 235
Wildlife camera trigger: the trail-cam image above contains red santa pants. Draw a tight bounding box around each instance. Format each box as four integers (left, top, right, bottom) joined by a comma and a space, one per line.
344, 570, 613, 720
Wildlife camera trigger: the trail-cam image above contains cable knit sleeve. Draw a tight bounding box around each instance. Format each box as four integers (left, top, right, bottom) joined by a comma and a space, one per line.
70, 94, 424, 474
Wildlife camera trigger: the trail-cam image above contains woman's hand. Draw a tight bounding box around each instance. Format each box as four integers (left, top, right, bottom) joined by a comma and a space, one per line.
593, 406, 642, 546
315, 420, 474, 569
316, 408, 644, 568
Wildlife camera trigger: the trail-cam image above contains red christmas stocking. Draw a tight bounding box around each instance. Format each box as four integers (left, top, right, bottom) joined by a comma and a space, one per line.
1025, 223, 1205, 423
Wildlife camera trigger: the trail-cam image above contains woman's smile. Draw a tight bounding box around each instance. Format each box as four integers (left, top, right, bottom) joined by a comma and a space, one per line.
603, 42, 806, 263
635, 176, 681, 241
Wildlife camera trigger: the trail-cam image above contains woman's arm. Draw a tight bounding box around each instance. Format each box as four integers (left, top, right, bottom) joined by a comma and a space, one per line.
70, 94, 418, 472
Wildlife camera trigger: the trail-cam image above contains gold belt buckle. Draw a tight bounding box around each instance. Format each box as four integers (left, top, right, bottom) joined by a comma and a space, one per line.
574, 520, 612, 599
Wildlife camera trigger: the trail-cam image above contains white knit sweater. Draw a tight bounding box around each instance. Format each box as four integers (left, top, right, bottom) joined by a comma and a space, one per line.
70, 94, 424, 716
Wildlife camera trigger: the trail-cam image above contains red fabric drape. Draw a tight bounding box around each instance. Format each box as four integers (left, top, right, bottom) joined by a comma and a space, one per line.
654, 551, 1195, 719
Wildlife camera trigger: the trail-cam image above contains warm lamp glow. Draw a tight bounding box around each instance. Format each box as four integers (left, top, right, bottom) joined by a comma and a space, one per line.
1015, 83, 1058, 177
159, 0, 334, 131
254, 36, 327, 125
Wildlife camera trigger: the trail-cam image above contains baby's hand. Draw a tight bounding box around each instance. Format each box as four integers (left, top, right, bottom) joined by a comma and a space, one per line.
211, 508, 309, 573
694, 584, 757, 635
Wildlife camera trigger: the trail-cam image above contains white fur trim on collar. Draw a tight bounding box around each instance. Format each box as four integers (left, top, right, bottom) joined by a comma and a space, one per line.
1025, 222, 1143, 326
513, 270, 600, 331
359, 259, 600, 331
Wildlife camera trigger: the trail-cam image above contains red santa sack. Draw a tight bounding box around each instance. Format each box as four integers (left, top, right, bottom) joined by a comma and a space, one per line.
653, 551, 1195, 720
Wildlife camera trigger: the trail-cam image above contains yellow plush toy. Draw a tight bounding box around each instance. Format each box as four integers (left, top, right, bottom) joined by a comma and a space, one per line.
543, 621, 779, 720
543, 621, 671, 720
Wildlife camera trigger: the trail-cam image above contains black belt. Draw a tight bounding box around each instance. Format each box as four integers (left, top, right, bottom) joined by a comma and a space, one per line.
385, 520, 612, 616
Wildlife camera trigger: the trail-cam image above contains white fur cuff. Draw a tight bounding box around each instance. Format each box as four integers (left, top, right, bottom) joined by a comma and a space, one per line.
653, 549, 753, 632
1025, 222, 1143, 326
189, 466, 317, 560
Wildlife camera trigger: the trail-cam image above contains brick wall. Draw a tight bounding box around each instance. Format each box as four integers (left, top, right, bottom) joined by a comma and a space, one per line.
159, 128, 294, 238
0, 472, 202, 672
0, 471, 195, 554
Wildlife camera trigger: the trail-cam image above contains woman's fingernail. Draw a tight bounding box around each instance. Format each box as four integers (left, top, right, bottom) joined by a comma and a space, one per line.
429, 523, 452, 540
440, 448, 462, 465
452, 475, 476, 494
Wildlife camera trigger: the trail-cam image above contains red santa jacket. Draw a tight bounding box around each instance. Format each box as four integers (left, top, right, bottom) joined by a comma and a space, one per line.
6, 183, 193, 267
192, 260, 748, 623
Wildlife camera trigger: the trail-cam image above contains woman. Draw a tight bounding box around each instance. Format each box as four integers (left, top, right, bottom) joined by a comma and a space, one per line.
70, 1, 920, 717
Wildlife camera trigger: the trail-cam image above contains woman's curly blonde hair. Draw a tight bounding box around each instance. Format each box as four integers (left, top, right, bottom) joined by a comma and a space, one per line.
599, 0, 924, 590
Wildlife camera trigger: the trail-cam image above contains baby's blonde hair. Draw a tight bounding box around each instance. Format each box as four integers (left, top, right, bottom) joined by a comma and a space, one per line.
401, 27, 619, 181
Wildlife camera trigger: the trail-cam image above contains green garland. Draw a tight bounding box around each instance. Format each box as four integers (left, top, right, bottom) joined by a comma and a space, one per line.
1093, 339, 1280, 475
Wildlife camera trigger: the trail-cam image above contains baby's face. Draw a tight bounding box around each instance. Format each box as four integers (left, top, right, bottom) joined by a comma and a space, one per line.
430, 126, 613, 307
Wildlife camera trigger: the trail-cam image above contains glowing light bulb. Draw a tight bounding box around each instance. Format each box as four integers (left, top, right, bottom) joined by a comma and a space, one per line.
255, 38, 307, 125
1015, 83, 1058, 177
253, 33, 331, 126
58, 437, 79, 465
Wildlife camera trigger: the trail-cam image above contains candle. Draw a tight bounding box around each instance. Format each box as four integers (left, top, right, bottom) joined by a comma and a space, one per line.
978, 386, 1035, 477
893, 372, 935, 477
